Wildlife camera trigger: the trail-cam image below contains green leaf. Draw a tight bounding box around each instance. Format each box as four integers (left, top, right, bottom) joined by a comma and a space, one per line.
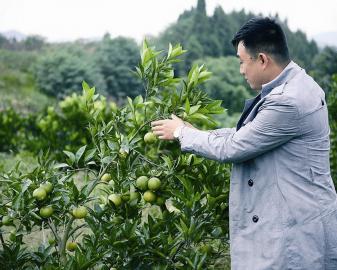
107, 140, 117, 151
167, 43, 173, 59
161, 155, 173, 169
187, 65, 197, 82
82, 81, 90, 91
189, 105, 201, 115
171, 44, 187, 59
198, 71, 212, 84
82, 81, 95, 101
54, 163, 70, 169
188, 113, 210, 121
134, 95, 143, 105
75, 145, 87, 164
179, 218, 189, 234
127, 96, 134, 112
84, 148, 96, 163
63, 151, 75, 166
176, 175, 193, 194
185, 98, 190, 114
101, 156, 113, 164
71, 181, 79, 202
186, 154, 194, 166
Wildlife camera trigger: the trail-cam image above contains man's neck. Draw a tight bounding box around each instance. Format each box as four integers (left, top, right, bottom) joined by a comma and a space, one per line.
265, 60, 290, 84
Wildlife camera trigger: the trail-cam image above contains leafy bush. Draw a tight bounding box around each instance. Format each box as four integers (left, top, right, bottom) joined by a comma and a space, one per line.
0, 42, 231, 269
0, 108, 26, 152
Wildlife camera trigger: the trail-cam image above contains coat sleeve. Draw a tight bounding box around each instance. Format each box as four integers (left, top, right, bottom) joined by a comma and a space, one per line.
179, 95, 300, 163
209, 127, 236, 136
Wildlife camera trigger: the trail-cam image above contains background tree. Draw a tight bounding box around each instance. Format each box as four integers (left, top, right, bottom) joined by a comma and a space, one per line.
195, 56, 252, 114
23, 35, 45, 51
95, 35, 142, 101
0, 34, 10, 49
34, 49, 106, 98
310, 46, 337, 93
210, 6, 236, 56
155, 2, 318, 73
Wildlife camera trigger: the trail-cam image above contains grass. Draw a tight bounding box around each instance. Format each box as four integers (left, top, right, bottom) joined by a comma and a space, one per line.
0, 151, 38, 173
0, 69, 55, 114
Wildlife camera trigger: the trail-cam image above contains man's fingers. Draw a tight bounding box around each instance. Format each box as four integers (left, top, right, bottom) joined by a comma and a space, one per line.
152, 130, 164, 136
158, 135, 171, 140
151, 126, 164, 132
151, 119, 168, 127
151, 126, 161, 130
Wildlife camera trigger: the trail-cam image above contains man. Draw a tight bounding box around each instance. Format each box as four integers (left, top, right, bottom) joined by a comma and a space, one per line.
151, 17, 337, 269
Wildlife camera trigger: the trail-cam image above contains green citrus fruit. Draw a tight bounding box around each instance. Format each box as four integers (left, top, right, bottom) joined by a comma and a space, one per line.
121, 192, 130, 202
199, 244, 213, 254
144, 132, 157, 144
40, 182, 53, 194
143, 190, 156, 203
40, 206, 54, 218
136, 176, 148, 191
33, 187, 47, 201
110, 102, 118, 113
119, 149, 128, 158
48, 238, 56, 245
66, 241, 77, 251
148, 177, 161, 191
108, 194, 122, 207
156, 196, 165, 206
129, 191, 140, 202
72, 206, 88, 219
101, 173, 112, 182
111, 216, 123, 224
9, 229, 16, 241
1, 215, 11, 226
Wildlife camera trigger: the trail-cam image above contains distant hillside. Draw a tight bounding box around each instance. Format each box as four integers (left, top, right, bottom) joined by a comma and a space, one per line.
155, 0, 319, 71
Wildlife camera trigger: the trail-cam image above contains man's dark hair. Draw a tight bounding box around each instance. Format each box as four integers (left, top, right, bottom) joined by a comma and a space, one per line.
231, 17, 290, 65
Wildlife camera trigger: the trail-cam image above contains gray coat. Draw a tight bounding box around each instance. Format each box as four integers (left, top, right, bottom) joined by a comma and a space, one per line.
179, 62, 337, 269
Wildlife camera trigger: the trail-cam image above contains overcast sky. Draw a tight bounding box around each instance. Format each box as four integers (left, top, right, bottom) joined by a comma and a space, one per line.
0, 0, 336, 42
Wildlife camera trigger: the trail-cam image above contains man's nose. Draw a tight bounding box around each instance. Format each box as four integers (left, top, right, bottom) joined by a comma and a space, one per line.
240, 66, 245, 75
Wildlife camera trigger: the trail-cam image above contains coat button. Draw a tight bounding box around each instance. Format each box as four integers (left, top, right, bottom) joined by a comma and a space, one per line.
248, 179, 254, 187
252, 215, 259, 223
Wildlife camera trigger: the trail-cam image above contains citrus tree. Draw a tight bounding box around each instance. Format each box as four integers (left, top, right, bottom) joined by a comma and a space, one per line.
0, 42, 231, 269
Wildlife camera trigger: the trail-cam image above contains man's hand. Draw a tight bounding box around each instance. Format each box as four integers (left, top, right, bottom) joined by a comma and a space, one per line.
151, 114, 194, 140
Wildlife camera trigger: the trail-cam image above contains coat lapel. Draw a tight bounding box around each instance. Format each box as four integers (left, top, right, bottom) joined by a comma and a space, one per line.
236, 94, 261, 130
242, 82, 287, 126
236, 63, 303, 131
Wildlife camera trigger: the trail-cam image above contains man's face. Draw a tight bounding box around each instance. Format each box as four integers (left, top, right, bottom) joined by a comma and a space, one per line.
237, 41, 264, 90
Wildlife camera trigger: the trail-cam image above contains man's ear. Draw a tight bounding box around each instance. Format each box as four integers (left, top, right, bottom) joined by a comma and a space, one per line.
258, 53, 269, 68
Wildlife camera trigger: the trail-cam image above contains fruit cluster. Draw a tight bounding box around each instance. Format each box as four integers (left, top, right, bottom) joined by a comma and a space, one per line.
32, 181, 54, 218
135, 175, 164, 205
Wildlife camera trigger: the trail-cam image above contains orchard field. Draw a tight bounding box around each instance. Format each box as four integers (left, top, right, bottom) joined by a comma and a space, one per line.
1, 39, 337, 270
0, 42, 234, 269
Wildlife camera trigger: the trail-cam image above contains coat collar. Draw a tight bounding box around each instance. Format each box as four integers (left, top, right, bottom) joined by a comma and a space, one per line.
237, 61, 303, 128
261, 61, 302, 98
